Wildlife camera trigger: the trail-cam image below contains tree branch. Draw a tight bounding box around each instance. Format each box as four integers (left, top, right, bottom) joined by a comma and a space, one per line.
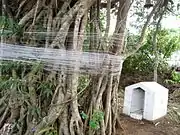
125, 0, 162, 58
153, 5, 167, 82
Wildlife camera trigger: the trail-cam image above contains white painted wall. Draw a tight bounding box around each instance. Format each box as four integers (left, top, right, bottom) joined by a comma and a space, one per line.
123, 82, 169, 121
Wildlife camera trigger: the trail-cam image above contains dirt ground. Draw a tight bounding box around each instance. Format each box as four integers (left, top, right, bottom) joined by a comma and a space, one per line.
119, 115, 180, 135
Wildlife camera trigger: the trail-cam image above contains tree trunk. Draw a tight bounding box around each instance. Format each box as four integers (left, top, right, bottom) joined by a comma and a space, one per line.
153, 5, 167, 82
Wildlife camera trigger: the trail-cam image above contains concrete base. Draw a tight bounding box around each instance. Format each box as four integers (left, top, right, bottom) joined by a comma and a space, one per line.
121, 113, 166, 124
130, 113, 143, 120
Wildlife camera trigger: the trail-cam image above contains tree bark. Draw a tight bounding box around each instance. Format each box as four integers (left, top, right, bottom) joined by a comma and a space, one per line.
153, 6, 167, 82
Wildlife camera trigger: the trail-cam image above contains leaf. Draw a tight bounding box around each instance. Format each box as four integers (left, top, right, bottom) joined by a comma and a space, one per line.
89, 120, 99, 129
80, 111, 88, 120
93, 110, 104, 121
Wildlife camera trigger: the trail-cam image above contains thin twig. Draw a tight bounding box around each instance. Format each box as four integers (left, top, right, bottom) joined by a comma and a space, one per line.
125, 0, 162, 58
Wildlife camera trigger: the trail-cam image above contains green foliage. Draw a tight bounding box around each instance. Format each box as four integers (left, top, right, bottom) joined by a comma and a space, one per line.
80, 111, 88, 120
89, 110, 104, 130
153, 29, 180, 58
0, 16, 23, 37
0, 61, 57, 133
172, 71, 180, 83
78, 75, 89, 91
28, 106, 41, 118
99, 12, 106, 32
38, 82, 54, 98
123, 29, 180, 74
165, 70, 180, 84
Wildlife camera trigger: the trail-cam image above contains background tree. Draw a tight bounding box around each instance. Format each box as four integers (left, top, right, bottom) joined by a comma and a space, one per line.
122, 28, 180, 79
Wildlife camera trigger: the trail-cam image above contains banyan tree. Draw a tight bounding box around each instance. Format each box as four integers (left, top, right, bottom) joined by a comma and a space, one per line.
0, 0, 175, 135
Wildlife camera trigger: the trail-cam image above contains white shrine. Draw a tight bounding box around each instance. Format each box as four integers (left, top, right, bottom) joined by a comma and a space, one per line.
123, 82, 169, 121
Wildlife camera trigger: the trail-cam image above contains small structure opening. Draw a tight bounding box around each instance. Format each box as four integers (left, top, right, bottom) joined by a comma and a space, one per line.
130, 87, 145, 118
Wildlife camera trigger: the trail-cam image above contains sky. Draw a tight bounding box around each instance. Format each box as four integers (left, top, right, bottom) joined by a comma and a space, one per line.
162, 16, 180, 29
109, 0, 180, 34
167, 50, 180, 66
109, 12, 180, 34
